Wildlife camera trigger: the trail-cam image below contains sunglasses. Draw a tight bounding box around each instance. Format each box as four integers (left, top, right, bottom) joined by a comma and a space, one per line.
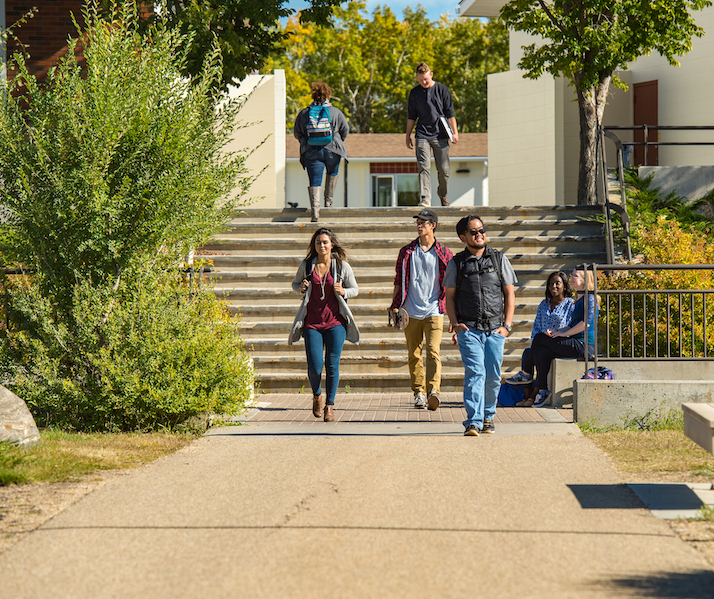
467, 228, 486, 236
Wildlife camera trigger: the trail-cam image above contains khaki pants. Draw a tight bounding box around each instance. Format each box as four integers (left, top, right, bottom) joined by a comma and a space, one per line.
403, 315, 444, 396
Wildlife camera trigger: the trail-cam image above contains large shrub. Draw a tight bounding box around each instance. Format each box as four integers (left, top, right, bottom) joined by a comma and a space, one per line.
1, 266, 253, 431
598, 216, 714, 358
0, 2, 254, 430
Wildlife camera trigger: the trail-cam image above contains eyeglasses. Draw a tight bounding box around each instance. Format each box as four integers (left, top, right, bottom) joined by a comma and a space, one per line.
415, 219, 433, 226
467, 228, 486, 236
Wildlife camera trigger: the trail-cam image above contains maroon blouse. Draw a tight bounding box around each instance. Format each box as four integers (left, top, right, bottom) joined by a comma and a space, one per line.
304, 268, 346, 331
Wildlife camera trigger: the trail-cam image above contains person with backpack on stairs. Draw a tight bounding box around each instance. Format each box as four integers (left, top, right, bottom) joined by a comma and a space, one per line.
293, 82, 350, 222
289, 228, 360, 422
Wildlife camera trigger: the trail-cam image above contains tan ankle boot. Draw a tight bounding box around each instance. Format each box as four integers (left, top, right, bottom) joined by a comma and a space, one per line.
324, 405, 334, 422
312, 394, 323, 418
308, 187, 321, 221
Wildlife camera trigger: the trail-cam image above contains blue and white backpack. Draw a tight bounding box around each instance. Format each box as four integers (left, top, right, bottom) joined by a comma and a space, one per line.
306, 103, 332, 146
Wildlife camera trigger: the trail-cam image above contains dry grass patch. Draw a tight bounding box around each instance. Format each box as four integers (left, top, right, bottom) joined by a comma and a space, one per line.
1, 430, 198, 486
585, 429, 714, 483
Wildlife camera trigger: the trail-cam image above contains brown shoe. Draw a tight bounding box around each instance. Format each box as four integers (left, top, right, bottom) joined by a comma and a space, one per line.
427, 392, 440, 411
324, 405, 335, 422
440, 196, 450, 206
312, 394, 323, 418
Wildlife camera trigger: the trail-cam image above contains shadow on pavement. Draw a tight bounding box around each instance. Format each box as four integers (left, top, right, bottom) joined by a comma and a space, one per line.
568, 484, 646, 509
590, 570, 714, 598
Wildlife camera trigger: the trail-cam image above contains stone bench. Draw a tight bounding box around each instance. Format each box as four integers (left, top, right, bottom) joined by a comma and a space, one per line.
683, 403, 714, 454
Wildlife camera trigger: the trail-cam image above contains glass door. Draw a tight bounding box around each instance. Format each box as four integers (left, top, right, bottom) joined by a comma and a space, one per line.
373, 176, 395, 207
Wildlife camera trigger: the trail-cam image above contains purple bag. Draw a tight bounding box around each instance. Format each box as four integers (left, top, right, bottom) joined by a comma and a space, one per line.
582, 367, 614, 380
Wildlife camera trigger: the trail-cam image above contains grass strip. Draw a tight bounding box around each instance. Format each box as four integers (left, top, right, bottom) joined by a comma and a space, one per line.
1, 430, 198, 486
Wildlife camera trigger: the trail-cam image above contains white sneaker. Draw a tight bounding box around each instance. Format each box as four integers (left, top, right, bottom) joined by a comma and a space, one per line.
427, 392, 440, 411
532, 390, 552, 408
414, 392, 426, 409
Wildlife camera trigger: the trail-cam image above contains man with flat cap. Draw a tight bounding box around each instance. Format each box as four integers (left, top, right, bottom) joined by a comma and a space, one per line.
390, 208, 454, 410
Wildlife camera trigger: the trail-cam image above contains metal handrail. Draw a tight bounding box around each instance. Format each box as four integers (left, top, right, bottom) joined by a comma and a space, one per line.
598, 125, 714, 266
583, 263, 714, 378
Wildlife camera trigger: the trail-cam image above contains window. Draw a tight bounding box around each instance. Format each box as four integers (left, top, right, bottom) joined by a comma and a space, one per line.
370, 163, 420, 207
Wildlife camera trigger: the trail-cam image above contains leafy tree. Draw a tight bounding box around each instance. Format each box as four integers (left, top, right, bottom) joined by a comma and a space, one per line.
499, 0, 711, 205
0, 1, 254, 431
266, 1, 508, 133
110, 0, 342, 89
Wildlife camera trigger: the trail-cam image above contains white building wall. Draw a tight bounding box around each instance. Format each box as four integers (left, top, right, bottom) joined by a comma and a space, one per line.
488, 70, 558, 206
225, 71, 286, 208
627, 6, 714, 166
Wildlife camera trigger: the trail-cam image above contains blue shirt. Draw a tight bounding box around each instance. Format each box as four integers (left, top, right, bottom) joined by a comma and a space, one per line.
403, 244, 440, 319
531, 297, 575, 341
570, 294, 598, 345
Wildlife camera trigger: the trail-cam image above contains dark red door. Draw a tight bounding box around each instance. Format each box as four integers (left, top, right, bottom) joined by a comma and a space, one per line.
633, 80, 658, 166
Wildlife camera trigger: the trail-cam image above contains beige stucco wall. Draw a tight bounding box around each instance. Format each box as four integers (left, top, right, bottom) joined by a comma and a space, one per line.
627, 6, 714, 166
225, 71, 286, 209
488, 70, 559, 205
489, 54, 632, 206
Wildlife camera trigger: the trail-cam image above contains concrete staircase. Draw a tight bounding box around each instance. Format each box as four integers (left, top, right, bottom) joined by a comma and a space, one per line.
201, 206, 607, 394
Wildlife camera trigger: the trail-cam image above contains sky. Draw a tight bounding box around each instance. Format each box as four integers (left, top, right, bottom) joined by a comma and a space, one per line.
286, 0, 461, 23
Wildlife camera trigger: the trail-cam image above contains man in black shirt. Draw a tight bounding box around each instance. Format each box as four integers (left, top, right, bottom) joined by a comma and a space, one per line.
405, 62, 459, 207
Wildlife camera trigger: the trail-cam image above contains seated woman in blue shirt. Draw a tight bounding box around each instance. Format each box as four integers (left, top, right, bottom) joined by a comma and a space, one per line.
507, 271, 574, 391
514, 268, 598, 407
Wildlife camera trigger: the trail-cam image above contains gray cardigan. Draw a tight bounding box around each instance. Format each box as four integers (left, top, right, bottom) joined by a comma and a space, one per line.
289, 258, 360, 345
293, 104, 350, 162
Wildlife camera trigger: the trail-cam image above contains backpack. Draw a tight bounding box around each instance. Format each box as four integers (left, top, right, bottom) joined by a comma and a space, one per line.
582, 366, 614, 380
306, 104, 332, 146
497, 382, 525, 407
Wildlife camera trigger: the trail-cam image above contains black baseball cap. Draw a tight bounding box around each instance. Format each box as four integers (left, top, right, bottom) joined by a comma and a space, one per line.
413, 208, 438, 224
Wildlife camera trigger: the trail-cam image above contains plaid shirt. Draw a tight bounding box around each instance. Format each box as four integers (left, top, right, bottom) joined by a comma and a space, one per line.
390, 238, 454, 313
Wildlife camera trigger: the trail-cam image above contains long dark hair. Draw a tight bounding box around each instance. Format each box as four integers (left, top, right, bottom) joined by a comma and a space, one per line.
545, 271, 573, 301
304, 228, 348, 266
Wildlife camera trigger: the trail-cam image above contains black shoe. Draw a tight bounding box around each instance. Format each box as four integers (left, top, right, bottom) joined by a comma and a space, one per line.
482, 420, 495, 434
464, 425, 479, 436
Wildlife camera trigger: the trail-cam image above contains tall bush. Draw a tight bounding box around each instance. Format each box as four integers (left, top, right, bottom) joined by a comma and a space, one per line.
0, 1, 255, 431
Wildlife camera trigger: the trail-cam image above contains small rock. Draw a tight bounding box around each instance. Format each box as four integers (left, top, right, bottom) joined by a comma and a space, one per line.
0, 385, 41, 447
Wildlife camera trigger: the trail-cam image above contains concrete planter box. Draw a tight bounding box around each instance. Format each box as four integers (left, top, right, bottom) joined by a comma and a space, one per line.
683, 403, 714, 454
574, 380, 714, 427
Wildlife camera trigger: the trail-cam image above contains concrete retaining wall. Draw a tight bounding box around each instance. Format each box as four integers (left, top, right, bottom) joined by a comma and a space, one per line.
639, 166, 714, 202
551, 359, 714, 408
574, 380, 714, 427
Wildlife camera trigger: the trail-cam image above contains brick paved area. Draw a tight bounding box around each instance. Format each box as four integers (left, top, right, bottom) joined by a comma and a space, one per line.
247, 392, 573, 425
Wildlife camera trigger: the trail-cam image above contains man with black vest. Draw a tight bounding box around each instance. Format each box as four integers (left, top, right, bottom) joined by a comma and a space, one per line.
445, 215, 517, 436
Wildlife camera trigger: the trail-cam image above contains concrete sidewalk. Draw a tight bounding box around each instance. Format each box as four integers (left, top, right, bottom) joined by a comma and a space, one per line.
1, 394, 713, 598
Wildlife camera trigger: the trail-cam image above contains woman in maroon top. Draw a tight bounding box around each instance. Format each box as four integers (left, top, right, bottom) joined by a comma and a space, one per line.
290, 228, 360, 421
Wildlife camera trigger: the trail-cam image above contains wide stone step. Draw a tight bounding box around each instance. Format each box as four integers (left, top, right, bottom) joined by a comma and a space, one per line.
204, 252, 606, 270
232, 205, 604, 222
254, 363, 523, 393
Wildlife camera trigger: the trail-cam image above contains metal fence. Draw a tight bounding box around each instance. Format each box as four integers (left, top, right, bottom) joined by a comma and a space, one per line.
584, 264, 714, 376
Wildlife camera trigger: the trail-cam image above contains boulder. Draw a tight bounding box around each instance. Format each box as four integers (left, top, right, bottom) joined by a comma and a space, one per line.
0, 384, 41, 447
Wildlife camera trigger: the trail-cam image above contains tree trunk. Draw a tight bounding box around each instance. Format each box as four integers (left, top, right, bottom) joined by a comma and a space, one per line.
576, 75, 611, 205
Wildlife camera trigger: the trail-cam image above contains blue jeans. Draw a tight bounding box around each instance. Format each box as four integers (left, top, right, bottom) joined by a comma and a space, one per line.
303, 325, 346, 405
456, 328, 506, 429
304, 148, 341, 187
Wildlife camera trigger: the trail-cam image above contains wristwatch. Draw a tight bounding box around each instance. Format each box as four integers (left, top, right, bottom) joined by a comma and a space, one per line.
504, 324, 513, 332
